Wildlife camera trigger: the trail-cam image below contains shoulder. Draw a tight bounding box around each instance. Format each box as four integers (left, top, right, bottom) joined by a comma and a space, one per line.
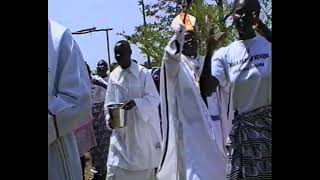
49, 20, 67, 37
212, 46, 227, 61
110, 66, 122, 77
48, 19, 70, 46
138, 64, 151, 75
256, 35, 271, 49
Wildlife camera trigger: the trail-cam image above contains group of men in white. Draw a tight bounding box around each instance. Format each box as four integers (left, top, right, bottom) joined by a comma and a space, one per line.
48, 0, 271, 179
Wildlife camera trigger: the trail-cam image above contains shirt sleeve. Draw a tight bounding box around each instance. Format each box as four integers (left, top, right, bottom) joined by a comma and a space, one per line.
211, 48, 229, 88
105, 77, 116, 107
93, 75, 108, 86
162, 24, 186, 78
134, 70, 160, 122
48, 30, 92, 137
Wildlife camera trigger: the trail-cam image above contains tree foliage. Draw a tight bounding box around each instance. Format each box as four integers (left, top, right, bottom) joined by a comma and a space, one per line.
118, 0, 272, 67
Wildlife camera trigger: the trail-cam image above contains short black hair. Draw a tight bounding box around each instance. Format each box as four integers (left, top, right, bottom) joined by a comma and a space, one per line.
115, 40, 130, 48
114, 40, 132, 55
98, 59, 108, 66
232, 0, 261, 16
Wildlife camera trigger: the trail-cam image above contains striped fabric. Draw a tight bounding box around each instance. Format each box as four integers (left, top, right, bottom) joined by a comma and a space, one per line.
226, 105, 272, 180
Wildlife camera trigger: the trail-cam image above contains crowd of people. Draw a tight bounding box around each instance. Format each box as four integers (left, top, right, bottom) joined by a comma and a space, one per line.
48, 0, 271, 179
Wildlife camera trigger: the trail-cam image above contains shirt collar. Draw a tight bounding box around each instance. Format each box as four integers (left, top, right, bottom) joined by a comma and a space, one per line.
126, 61, 139, 79
113, 60, 140, 79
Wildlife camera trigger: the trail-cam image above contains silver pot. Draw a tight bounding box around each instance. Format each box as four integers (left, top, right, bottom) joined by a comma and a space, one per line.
107, 103, 126, 129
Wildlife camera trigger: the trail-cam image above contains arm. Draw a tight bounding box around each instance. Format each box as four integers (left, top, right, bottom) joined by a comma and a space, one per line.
161, 24, 186, 78
105, 77, 116, 107
92, 76, 108, 89
254, 17, 272, 43
133, 72, 161, 122
200, 31, 225, 97
48, 30, 92, 138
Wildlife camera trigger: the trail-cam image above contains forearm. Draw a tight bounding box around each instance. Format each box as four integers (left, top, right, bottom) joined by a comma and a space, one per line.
202, 51, 214, 77
200, 42, 219, 97
134, 94, 160, 122
257, 22, 272, 43
49, 94, 91, 137
162, 25, 185, 77
97, 82, 108, 89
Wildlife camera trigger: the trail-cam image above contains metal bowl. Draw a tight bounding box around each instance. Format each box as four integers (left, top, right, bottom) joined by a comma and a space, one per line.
107, 103, 126, 129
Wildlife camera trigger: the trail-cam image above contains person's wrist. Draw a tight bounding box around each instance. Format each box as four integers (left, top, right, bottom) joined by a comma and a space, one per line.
132, 100, 136, 107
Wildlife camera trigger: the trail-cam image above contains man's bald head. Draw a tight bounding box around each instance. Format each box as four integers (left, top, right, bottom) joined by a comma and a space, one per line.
97, 59, 108, 67
114, 40, 132, 69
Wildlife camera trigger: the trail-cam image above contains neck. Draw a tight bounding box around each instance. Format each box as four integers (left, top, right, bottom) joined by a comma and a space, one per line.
238, 31, 256, 40
121, 61, 131, 69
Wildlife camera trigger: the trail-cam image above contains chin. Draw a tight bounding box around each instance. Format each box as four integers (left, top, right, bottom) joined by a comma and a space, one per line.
120, 65, 129, 69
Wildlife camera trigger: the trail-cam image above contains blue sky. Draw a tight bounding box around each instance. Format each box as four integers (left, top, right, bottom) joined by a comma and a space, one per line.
49, 0, 155, 70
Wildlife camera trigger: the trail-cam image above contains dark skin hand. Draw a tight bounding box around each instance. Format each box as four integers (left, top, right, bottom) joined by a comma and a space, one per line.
121, 100, 136, 110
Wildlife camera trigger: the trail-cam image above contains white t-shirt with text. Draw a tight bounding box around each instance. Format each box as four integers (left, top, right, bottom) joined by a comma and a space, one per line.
211, 35, 271, 114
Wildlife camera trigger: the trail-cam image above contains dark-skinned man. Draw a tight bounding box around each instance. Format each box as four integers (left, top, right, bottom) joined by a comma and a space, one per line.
201, 0, 272, 179
105, 40, 162, 180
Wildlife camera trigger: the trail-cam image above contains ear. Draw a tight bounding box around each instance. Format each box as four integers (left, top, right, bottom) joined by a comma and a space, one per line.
129, 48, 132, 55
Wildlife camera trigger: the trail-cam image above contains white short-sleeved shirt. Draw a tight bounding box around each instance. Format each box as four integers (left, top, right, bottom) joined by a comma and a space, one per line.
91, 75, 108, 104
211, 35, 271, 114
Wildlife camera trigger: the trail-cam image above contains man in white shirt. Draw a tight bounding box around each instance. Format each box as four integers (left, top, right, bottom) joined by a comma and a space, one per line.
105, 40, 162, 180
201, 0, 272, 179
48, 19, 91, 180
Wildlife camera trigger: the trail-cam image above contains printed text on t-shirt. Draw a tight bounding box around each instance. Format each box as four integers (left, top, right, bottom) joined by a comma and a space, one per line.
228, 53, 269, 68
229, 53, 269, 75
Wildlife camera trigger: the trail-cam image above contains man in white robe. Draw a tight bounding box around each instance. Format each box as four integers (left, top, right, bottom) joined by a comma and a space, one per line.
105, 40, 162, 180
48, 19, 92, 180
157, 21, 227, 180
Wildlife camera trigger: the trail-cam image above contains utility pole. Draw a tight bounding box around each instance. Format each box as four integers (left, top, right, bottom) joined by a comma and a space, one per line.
140, 0, 151, 68
72, 27, 113, 71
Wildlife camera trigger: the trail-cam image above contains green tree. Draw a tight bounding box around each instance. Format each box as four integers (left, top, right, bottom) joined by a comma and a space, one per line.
118, 0, 271, 67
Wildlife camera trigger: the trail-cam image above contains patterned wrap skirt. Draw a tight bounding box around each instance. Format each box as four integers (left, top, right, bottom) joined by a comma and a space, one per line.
90, 102, 112, 174
226, 105, 272, 180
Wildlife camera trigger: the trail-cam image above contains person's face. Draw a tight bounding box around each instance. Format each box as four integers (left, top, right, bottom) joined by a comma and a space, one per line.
114, 43, 132, 69
182, 31, 198, 57
96, 60, 108, 76
233, 1, 256, 38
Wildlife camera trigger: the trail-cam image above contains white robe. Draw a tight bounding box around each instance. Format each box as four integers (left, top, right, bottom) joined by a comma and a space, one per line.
157, 25, 227, 180
48, 19, 92, 180
105, 61, 162, 172
206, 93, 228, 158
